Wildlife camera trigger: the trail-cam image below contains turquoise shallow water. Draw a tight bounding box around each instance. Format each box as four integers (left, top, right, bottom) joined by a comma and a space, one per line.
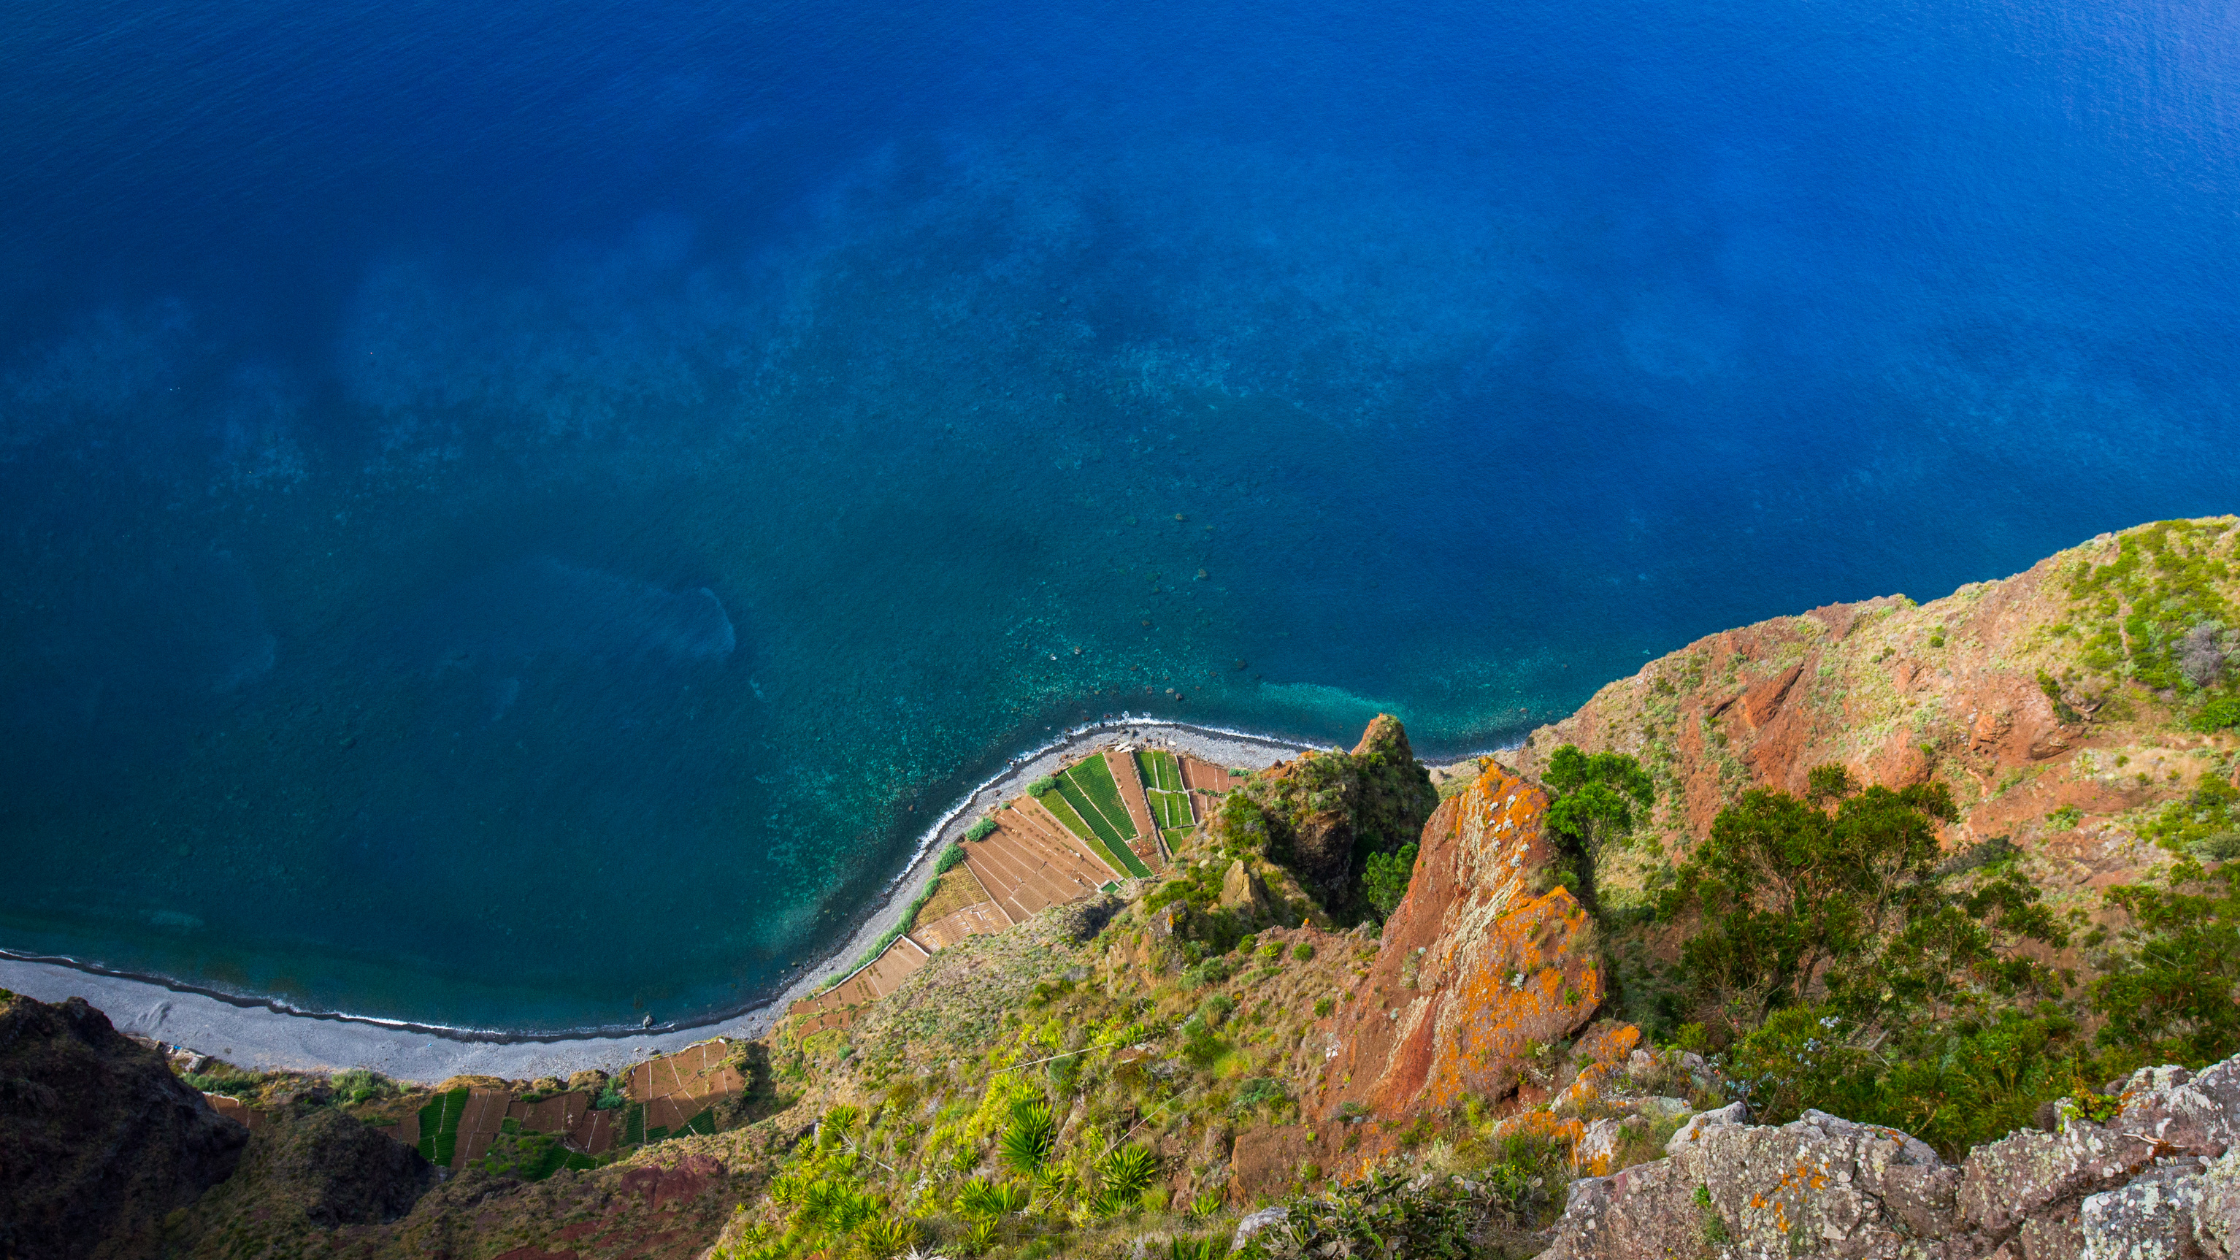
2, 0, 2237, 1030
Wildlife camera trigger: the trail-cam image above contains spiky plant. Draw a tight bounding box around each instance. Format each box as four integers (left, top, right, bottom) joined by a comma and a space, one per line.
856, 1216, 920, 1257
818, 1104, 864, 1150
1099, 1144, 1158, 1202
1000, 1098, 1056, 1175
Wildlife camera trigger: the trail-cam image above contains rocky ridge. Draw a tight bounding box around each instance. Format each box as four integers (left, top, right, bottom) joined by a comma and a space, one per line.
1503, 518, 2240, 913
1542, 1055, 2240, 1260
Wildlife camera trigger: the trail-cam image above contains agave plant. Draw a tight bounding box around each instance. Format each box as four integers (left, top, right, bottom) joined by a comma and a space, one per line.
855, 1216, 920, 1257
999, 1098, 1057, 1175
1100, 1144, 1158, 1201
1089, 1143, 1159, 1217
800, 1181, 881, 1233
956, 1177, 1035, 1219
817, 1104, 864, 1150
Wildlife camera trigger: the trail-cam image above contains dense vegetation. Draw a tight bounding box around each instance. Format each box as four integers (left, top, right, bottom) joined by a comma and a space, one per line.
1541, 745, 1654, 914
1626, 760, 2240, 1156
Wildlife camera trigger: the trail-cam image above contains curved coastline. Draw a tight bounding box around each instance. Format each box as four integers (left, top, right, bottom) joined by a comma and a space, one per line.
0, 716, 1346, 1082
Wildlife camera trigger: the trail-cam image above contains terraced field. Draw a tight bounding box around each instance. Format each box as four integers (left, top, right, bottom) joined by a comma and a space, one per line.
786, 739, 1237, 1034
365, 1039, 747, 1175
1052, 758, 1154, 877
1036, 782, 1146, 876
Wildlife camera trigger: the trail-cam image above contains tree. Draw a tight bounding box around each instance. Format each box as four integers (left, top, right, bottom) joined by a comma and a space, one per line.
2090, 857, 2240, 1066
1540, 744, 1654, 914
1660, 768, 2065, 1041
1361, 843, 1419, 918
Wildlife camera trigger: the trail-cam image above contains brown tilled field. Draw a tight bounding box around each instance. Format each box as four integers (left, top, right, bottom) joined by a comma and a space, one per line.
913, 861, 994, 925
913, 899, 1009, 948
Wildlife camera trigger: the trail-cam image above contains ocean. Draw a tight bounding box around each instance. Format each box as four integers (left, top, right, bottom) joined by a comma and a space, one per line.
2, 0, 2236, 1031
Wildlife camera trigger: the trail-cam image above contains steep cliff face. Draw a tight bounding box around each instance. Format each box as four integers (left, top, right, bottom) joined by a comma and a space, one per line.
1503, 518, 2240, 903
1307, 763, 1600, 1127
0, 993, 249, 1260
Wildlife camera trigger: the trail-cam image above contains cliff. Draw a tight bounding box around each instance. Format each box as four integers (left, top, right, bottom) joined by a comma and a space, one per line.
1503, 517, 2240, 911
1306, 763, 1599, 1128
0, 993, 247, 1260
7, 519, 2238, 1260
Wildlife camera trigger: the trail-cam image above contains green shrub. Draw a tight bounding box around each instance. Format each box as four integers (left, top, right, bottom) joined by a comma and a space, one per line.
330, 1068, 388, 1105
964, 816, 997, 842
1180, 1014, 1224, 1066
2092, 858, 2240, 1066
593, 1085, 627, 1110
1661, 771, 2064, 1041
2194, 696, 2240, 732
1183, 956, 1234, 988
2140, 773, 2239, 853
1725, 1002, 2107, 1159
1313, 996, 1335, 1018
1293, 942, 1315, 961
1244, 1166, 1477, 1260
1361, 842, 1419, 918
1542, 745, 1655, 915
1234, 1077, 1288, 1112
1028, 776, 1059, 797
181, 1070, 263, 1098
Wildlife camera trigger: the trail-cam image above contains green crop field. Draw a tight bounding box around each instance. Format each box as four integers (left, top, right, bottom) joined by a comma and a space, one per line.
1148, 788, 1194, 828
1137, 748, 1184, 792
1162, 826, 1195, 852
416, 1088, 468, 1166
1038, 793, 1144, 876
1063, 756, 1138, 839
1053, 776, 1126, 846
624, 1102, 646, 1146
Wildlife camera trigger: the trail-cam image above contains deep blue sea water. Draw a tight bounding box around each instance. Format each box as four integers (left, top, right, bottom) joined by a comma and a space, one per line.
3, 0, 2237, 1031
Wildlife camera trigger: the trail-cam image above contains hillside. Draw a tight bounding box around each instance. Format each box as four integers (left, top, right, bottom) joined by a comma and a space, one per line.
1504, 517, 2240, 912
5, 519, 2238, 1259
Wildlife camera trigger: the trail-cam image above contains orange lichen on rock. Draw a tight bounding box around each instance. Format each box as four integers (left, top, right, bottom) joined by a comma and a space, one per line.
1573, 1022, 1642, 1067
1309, 763, 1601, 1127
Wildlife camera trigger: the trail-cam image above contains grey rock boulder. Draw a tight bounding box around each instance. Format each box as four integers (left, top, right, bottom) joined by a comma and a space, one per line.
1664, 1100, 1748, 1157
1544, 1108, 1963, 1260
2079, 1161, 2211, 1260
1231, 1206, 1289, 1252
1960, 1119, 2160, 1234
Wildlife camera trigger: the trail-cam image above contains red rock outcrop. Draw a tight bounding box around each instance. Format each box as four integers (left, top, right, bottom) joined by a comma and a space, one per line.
1306, 762, 1600, 1126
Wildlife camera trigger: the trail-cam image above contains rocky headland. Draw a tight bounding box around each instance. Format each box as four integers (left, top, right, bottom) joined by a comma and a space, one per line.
4, 518, 2237, 1260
